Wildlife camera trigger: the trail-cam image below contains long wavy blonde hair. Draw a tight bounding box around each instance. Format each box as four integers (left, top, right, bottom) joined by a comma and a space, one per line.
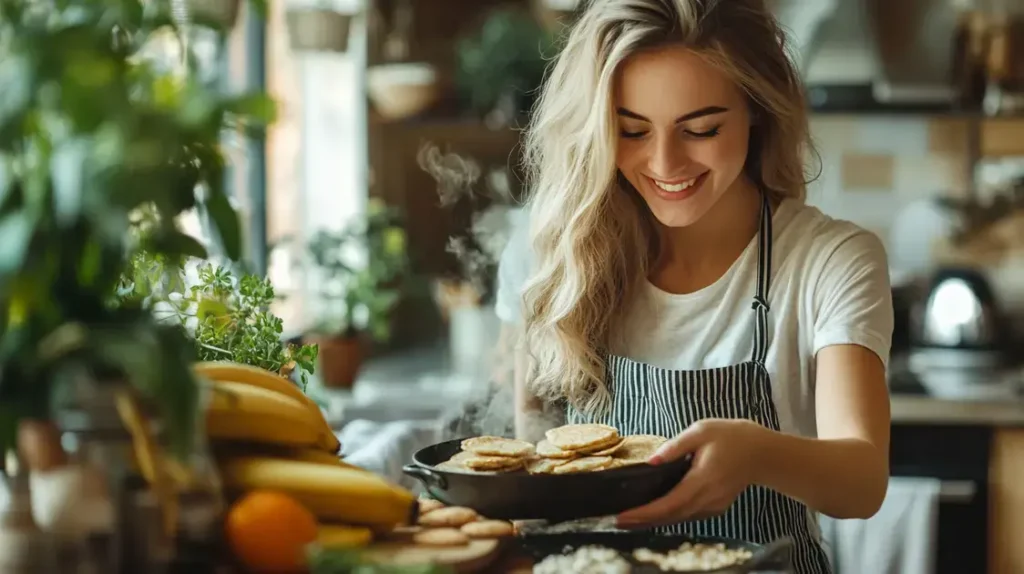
519, 0, 816, 414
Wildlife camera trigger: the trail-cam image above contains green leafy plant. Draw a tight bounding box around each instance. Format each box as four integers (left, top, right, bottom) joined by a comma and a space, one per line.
307, 199, 410, 343
308, 547, 453, 574
0, 0, 272, 457
455, 8, 557, 118
116, 251, 320, 388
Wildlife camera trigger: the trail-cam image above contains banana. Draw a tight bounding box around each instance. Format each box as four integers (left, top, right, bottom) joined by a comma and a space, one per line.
194, 361, 341, 453
285, 448, 364, 472
213, 445, 366, 473
316, 524, 374, 549
218, 458, 418, 529
206, 381, 324, 449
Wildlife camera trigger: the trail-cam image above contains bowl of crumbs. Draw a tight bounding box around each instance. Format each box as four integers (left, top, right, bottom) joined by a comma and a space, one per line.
523, 532, 792, 573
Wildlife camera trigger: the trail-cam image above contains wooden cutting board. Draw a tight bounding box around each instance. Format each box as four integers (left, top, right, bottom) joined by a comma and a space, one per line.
361, 529, 505, 573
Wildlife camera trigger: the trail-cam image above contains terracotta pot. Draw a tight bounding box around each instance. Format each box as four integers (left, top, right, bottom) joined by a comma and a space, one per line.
17, 419, 67, 473
310, 335, 365, 389
286, 8, 352, 52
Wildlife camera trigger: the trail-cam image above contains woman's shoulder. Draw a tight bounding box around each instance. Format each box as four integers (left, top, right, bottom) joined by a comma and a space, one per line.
776, 200, 888, 267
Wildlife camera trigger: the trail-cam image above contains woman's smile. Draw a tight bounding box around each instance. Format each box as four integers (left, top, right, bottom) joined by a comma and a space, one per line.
645, 171, 709, 202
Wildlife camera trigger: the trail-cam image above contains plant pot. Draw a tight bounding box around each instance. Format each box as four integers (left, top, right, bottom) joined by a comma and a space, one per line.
17, 419, 67, 474
309, 335, 365, 389
286, 8, 353, 52
186, 0, 241, 29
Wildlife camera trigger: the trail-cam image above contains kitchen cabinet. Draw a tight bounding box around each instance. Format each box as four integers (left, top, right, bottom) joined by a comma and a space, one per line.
989, 428, 1024, 574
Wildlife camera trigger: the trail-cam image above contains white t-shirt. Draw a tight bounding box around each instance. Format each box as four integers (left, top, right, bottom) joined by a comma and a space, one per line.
495, 198, 894, 439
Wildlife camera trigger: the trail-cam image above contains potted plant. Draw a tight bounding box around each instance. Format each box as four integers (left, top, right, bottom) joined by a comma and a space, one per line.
417, 145, 521, 376
286, 1, 355, 53
305, 199, 410, 389
0, 0, 271, 560
455, 7, 558, 125
116, 254, 320, 386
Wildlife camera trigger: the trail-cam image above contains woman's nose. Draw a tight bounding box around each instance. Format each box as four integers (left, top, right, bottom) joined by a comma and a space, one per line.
648, 134, 686, 177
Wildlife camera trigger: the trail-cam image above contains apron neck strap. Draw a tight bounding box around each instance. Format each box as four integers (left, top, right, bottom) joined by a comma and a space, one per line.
750, 191, 773, 366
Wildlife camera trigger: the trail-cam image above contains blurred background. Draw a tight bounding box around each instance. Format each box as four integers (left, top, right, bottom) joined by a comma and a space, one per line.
101, 0, 1024, 572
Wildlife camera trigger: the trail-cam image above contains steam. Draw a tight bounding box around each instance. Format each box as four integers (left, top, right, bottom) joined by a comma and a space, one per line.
416, 145, 483, 207
417, 143, 565, 440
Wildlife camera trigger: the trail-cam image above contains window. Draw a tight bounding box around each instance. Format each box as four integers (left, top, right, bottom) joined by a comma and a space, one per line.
266, 0, 368, 337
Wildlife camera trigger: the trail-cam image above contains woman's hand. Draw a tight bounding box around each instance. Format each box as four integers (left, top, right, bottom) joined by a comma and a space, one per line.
615, 418, 767, 529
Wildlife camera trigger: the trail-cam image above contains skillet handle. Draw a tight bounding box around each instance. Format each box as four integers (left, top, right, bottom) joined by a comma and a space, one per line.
402, 464, 448, 490
745, 535, 792, 571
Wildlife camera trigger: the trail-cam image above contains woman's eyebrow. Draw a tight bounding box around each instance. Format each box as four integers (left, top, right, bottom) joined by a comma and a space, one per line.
616, 106, 729, 123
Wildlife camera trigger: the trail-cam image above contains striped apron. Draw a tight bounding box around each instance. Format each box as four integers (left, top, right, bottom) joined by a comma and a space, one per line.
566, 194, 832, 574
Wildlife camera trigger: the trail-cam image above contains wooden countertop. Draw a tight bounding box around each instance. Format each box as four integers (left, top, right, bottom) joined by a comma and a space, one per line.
492, 551, 533, 573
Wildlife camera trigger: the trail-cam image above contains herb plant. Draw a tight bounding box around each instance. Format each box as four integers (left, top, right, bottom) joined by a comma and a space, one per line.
117, 251, 320, 388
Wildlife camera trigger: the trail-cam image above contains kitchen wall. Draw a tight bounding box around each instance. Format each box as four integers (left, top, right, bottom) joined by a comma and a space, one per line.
807, 115, 1024, 318
805, 115, 971, 245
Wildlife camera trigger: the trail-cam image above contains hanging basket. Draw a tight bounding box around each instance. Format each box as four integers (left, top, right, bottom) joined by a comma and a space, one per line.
286, 8, 353, 53
186, 0, 242, 29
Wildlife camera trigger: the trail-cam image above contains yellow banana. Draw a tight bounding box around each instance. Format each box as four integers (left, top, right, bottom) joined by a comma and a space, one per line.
316, 524, 374, 549
285, 448, 364, 472
213, 445, 366, 473
194, 361, 341, 453
218, 458, 418, 529
206, 381, 323, 449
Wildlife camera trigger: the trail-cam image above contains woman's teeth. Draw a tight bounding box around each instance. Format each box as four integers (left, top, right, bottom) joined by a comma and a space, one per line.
653, 176, 699, 193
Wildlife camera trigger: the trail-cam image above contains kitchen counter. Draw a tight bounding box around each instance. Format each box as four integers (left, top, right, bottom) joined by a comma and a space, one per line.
316, 343, 1024, 428
891, 394, 1024, 426
887, 354, 1024, 426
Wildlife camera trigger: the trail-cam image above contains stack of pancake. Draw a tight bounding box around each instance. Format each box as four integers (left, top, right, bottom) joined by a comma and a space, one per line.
435, 424, 668, 475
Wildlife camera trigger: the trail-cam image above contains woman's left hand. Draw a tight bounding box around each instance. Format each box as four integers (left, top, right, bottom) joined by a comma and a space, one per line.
615, 418, 768, 528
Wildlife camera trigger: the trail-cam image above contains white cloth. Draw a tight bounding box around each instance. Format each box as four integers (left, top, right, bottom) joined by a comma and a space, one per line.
337, 419, 443, 492
820, 477, 941, 574
495, 198, 894, 442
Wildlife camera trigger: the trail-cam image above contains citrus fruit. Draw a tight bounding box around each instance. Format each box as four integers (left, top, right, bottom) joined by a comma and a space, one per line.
225, 490, 319, 572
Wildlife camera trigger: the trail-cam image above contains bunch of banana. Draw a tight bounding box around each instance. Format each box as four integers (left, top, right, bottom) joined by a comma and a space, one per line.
196, 361, 418, 536
194, 361, 340, 454
218, 457, 419, 530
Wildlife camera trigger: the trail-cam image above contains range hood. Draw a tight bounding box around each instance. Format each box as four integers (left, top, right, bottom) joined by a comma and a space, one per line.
775, 0, 961, 112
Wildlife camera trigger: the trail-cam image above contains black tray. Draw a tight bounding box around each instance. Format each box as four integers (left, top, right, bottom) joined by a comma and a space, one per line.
518, 532, 793, 573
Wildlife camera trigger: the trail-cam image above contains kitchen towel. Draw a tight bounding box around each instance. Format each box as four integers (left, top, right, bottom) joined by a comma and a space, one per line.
820, 476, 941, 574
337, 418, 444, 491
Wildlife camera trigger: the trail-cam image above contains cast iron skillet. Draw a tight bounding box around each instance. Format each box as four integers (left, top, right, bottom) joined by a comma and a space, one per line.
402, 438, 691, 521
519, 532, 793, 573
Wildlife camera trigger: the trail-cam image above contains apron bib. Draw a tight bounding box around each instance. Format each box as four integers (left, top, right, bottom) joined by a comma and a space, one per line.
566, 194, 833, 574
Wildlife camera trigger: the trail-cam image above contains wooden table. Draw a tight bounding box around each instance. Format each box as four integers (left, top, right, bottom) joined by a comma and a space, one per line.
491, 550, 533, 573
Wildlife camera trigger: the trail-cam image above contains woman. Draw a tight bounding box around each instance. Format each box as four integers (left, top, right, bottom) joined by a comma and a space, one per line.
495, 1, 893, 572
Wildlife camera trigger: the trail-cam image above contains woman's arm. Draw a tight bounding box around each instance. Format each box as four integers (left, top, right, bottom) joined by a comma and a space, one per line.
617, 230, 893, 528
617, 344, 891, 527
749, 343, 890, 519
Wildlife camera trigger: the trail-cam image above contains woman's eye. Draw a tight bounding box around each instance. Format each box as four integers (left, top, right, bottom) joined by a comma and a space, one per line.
685, 126, 721, 139
620, 130, 647, 139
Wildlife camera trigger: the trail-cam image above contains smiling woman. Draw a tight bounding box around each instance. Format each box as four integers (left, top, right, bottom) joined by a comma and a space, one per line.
496, 2, 894, 574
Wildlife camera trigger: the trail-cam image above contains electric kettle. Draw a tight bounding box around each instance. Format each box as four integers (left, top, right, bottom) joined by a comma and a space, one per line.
909, 266, 1008, 369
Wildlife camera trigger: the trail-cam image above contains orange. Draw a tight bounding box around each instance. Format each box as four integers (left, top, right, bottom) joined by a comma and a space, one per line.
225, 490, 319, 573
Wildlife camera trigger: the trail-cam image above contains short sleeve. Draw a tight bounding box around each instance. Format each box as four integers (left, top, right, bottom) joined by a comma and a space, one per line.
494, 210, 532, 324
811, 230, 894, 367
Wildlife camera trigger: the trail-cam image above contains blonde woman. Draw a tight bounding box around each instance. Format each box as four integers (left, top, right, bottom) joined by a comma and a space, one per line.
496, 1, 892, 572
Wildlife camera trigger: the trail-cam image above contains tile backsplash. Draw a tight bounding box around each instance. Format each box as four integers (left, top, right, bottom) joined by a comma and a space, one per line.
805, 115, 972, 247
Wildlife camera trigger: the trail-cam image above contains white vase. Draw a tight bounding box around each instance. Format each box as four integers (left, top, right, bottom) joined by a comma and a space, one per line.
449, 305, 499, 378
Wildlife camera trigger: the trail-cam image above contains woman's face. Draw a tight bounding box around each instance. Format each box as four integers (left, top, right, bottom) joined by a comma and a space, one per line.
614, 45, 753, 228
